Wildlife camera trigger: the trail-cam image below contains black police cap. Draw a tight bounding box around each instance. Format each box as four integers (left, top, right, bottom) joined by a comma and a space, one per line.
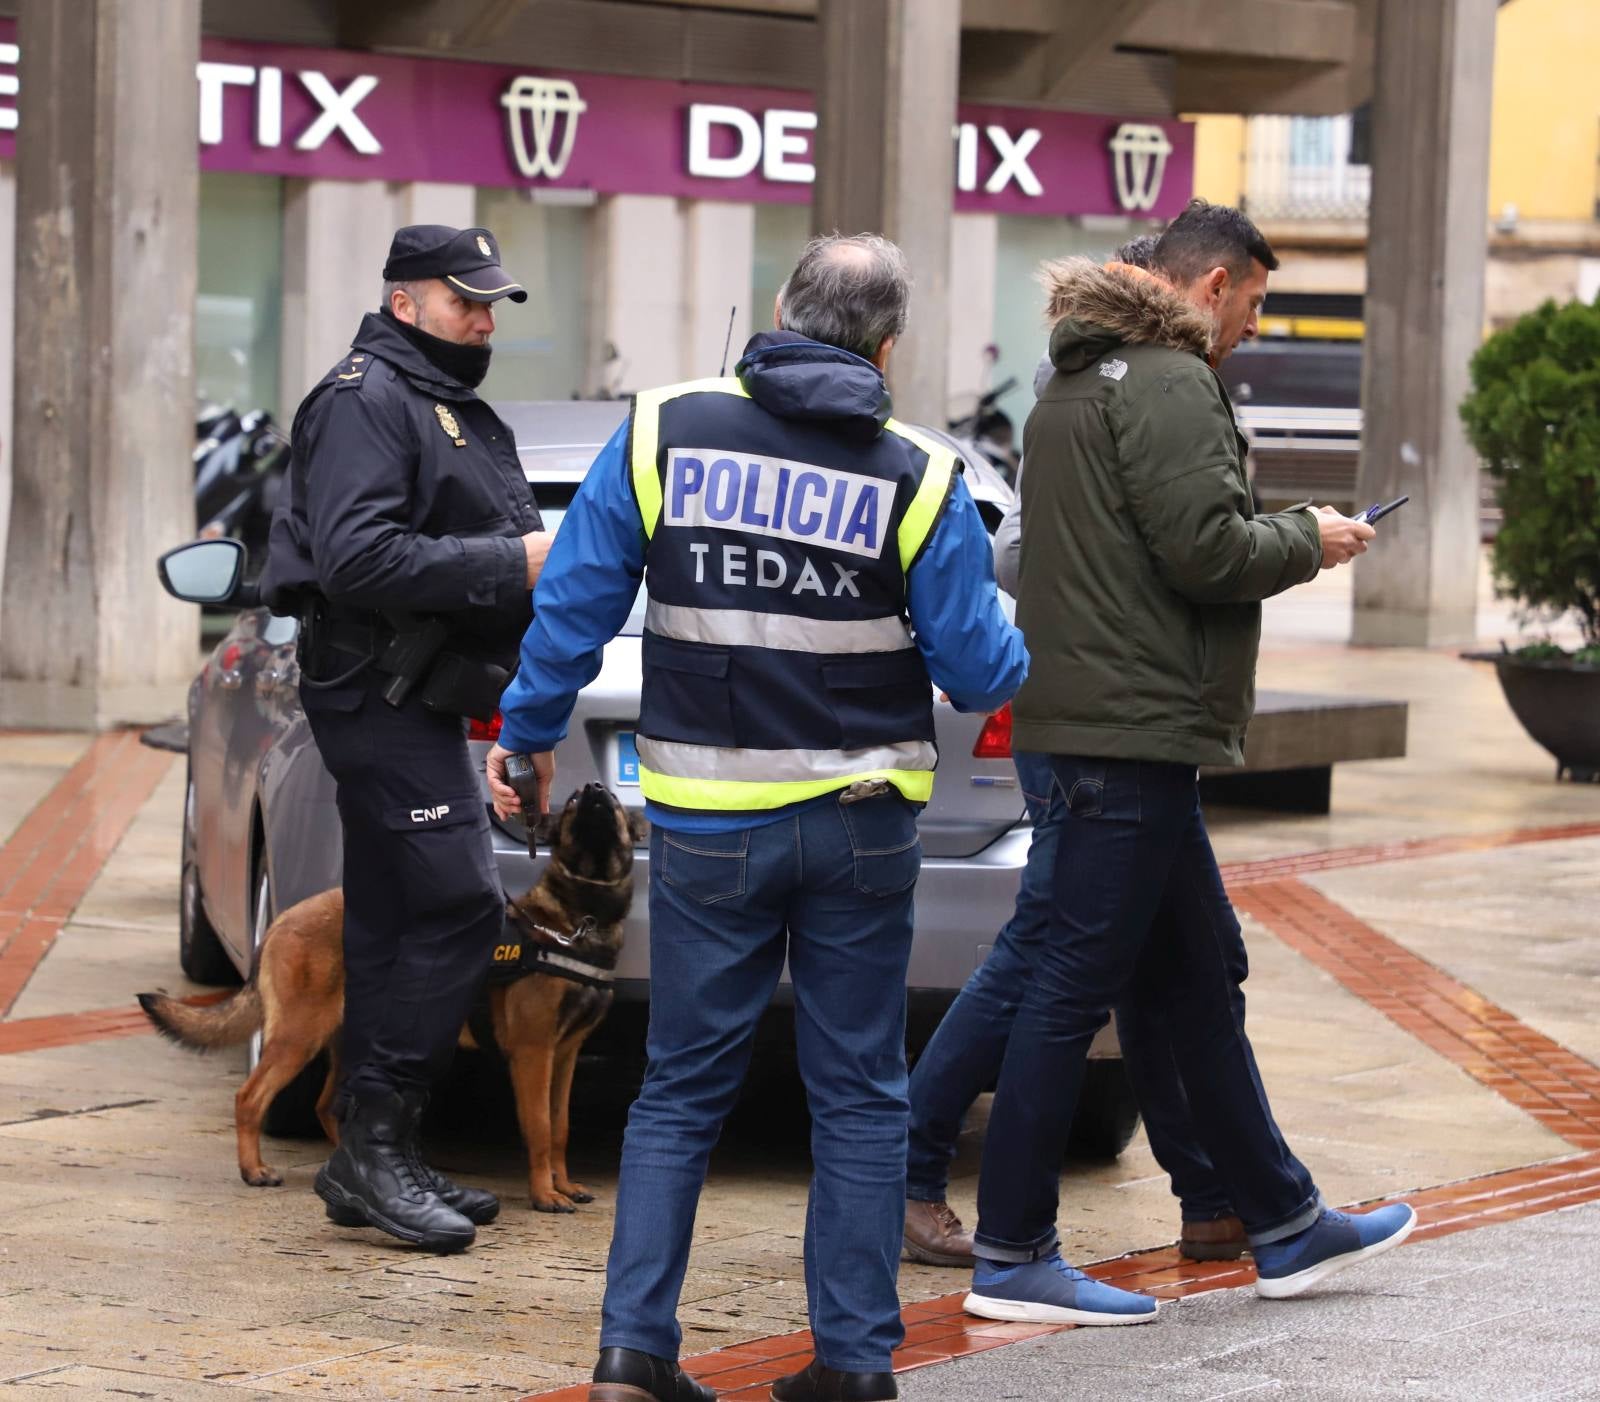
382, 224, 528, 304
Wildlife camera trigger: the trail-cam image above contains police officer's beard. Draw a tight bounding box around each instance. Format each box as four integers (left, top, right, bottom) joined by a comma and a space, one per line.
381, 306, 494, 389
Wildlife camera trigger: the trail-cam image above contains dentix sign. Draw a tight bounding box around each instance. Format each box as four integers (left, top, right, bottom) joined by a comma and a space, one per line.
0, 22, 1192, 220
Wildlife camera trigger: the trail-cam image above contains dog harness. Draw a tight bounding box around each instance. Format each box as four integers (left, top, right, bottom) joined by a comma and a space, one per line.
488, 906, 616, 991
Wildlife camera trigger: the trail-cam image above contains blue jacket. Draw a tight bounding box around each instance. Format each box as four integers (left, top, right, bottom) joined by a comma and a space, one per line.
498, 333, 1029, 830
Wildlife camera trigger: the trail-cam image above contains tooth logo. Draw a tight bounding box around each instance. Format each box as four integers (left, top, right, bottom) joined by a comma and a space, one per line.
501, 76, 587, 180
1109, 123, 1173, 213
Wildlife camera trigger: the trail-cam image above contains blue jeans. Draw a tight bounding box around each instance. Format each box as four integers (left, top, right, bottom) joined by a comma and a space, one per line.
972, 755, 1320, 1262
600, 792, 920, 1372
906, 752, 1231, 1221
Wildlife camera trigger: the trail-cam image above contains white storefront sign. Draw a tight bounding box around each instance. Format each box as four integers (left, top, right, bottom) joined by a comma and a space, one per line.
688, 102, 1043, 197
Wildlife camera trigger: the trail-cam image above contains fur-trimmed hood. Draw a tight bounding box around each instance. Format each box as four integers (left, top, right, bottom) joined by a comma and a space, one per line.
1039, 257, 1212, 373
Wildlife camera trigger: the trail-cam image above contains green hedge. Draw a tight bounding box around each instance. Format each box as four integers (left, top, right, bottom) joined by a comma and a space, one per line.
1460, 295, 1600, 653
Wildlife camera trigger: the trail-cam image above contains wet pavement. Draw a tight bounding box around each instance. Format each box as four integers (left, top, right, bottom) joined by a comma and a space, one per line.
1, 558, 1598, 1398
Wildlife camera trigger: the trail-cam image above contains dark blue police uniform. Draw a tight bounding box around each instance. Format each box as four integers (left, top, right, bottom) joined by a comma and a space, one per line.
260, 225, 537, 1252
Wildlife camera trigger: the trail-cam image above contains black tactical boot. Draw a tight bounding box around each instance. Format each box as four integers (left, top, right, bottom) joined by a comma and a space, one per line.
325, 1089, 501, 1228
403, 1102, 501, 1226
770, 1358, 897, 1401
315, 1088, 476, 1253
589, 1347, 718, 1401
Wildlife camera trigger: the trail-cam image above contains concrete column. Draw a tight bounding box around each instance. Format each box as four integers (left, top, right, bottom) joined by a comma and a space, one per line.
590, 194, 687, 394
1352, 0, 1497, 646
279, 178, 395, 405
813, 0, 960, 426
0, 162, 14, 605
682, 201, 755, 379
947, 212, 998, 405
0, 0, 199, 729
394, 181, 476, 231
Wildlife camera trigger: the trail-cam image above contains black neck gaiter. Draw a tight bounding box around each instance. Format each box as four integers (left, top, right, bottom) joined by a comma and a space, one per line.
380, 306, 494, 389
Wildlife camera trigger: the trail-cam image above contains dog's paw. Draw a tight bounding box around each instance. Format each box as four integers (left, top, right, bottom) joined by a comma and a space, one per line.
241, 1165, 284, 1188
530, 1192, 578, 1214
555, 1182, 594, 1204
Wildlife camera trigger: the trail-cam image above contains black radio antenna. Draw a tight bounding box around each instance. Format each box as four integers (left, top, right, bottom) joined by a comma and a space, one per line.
719, 305, 737, 376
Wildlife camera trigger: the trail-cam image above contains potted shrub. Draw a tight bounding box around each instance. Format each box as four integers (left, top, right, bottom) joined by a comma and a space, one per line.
1459, 295, 1600, 781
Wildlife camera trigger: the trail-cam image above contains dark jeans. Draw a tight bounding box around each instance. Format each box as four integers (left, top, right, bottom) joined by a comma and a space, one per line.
600, 792, 920, 1372
906, 752, 1231, 1222
972, 755, 1320, 1262
301, 681, 503, 1101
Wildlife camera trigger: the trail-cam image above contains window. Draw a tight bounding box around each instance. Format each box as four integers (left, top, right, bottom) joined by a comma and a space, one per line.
992, 217, 1133, 447
197, 173, 283, 415
751, 203, 811, 336
476, 189, 593, 403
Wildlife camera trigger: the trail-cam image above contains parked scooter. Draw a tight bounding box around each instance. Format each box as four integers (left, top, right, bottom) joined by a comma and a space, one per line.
948, 374, 1021, 484
193, 404, 288, 571
945, 343, 1021, 483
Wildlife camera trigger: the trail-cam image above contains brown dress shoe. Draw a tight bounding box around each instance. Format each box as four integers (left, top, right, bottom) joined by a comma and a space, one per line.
902, 1199, 976, 1267
1179, 1215, 1248, 1261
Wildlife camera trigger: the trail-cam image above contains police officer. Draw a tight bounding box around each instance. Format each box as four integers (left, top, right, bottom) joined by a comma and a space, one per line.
260, 225, 550, 1254
487, 235, 1027, 1402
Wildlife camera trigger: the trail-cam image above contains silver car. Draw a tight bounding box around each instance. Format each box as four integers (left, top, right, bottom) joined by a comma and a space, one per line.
162, 399, 1135, 1152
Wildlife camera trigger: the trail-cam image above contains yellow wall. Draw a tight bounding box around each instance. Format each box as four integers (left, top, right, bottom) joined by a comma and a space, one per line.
1189, 114, 1247, 206
1488, 0, 1600, 221
1188, 0, 1600, 224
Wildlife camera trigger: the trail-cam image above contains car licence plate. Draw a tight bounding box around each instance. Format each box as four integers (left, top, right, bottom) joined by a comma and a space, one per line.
614, 731, 640, 787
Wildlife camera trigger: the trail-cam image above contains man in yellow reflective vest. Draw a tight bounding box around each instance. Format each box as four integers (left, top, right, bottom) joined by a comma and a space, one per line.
489, 234, 1027, 1402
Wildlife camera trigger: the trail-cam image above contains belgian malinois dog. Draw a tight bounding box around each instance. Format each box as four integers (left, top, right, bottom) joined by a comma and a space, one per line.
139, 783, 633, 1213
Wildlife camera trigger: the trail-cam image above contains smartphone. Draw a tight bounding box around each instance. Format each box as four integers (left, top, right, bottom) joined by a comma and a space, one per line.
1361, 495, 1409, 525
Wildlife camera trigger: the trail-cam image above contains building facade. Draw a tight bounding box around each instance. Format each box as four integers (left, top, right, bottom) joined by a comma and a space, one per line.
1190, 0, 1600, 329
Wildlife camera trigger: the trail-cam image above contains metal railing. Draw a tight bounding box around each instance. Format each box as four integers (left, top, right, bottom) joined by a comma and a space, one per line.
1243, 114, 1371, 222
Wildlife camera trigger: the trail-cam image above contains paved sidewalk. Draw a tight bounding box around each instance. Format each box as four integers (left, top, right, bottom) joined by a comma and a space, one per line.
1, 557, 1598, 1398
901, 1202, 1600, 1402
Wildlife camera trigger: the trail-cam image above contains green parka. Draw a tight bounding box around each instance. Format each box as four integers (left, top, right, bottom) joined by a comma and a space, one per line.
1012, 259, 1321, 768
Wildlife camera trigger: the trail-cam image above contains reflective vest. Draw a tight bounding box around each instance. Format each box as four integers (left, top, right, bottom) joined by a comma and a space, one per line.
629, 376, 955, 812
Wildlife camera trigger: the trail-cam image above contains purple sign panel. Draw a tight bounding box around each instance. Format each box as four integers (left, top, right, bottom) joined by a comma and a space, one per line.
0, 22, 1193, 220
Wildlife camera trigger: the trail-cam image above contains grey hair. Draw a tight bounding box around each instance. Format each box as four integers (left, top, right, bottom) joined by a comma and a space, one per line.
381, 278, 427, 312
777, 233, 912, 360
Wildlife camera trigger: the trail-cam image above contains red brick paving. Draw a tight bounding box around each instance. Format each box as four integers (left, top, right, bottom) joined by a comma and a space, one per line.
0, 730, 173, 1017
522, 1153, 1600, 1400
524, 823, 1600, 1401
1218, 819, 1600, 889
1234, 878, 1600, 1151
3, 738, 1599, 1398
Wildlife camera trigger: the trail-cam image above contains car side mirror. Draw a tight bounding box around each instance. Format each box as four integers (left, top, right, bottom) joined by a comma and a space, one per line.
158, 538, 248, 605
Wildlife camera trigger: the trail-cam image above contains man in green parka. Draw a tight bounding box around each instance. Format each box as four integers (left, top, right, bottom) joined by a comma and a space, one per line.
962, 201, 1417, 1326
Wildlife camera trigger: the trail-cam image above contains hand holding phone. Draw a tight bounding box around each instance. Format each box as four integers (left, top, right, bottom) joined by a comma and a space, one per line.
1360, 495, 1410, 525
1314, 506, 1376, 569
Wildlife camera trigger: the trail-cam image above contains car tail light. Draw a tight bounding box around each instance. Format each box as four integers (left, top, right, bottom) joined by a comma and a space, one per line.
972, 702, 1013, 759
468, 711, 503, 743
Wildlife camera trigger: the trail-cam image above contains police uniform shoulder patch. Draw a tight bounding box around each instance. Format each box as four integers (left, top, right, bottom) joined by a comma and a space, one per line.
434, 403, 467, 448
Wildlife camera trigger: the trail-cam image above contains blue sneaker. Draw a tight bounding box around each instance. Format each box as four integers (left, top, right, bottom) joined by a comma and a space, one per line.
1254, 1203, 1417, 1298
963, 1251, 1159, 1325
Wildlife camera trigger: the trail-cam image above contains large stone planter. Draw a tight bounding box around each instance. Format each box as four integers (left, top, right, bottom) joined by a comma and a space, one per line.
1466, 651, 1600, 782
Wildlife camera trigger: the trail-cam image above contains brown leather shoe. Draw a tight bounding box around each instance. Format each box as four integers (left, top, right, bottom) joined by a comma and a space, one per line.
1179, 1215, 1248, 1261
902, 1199, 976, 1267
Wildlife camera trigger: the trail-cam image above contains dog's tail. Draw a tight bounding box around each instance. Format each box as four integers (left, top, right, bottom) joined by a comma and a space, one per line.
137, 981, 263, 1051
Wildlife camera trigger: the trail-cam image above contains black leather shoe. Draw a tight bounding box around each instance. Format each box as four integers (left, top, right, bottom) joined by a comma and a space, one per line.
589, 1347, 718, 1401
315, 1089, 475, 1253
771, 1358, 897, 1401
